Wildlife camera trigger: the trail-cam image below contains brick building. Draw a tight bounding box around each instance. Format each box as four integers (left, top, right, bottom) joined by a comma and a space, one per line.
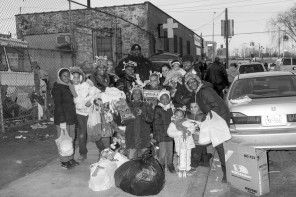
15, 1, 203, 83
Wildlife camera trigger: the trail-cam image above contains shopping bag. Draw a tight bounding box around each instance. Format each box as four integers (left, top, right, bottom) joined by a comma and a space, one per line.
88, 159, 118, 192
114, 99, 135, 123
114, 153, 165, 196
198, 116, 211, 145
113, 152, 129, 168
100, 112, 114, 138
87, 106, 102, 142
55, 129, 73, 157
208, 111, 232, 147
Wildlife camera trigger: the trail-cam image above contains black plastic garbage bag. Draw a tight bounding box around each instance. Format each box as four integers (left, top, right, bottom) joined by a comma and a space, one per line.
114, 153, 165, 196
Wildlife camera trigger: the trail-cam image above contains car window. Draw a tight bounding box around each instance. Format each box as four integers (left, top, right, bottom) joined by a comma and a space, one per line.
292, 59, 296, 65
229, 75, 296, 100
239, 64, 264, 74
283, 58, 291, 66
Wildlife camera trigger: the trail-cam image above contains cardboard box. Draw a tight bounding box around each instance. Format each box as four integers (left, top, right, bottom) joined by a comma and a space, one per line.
224, 140, 270, 196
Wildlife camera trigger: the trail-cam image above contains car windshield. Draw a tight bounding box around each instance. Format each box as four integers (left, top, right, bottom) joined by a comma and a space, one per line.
283, 59, 291, 66
239, 64, 264, 74
229, 75, 296, 100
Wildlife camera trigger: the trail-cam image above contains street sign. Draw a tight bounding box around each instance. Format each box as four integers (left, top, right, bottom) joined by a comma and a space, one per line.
221, 19, 234, 38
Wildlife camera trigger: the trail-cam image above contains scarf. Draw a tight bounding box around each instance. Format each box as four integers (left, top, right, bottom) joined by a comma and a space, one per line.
57, 78, 78, 98
158, 102, 174, 111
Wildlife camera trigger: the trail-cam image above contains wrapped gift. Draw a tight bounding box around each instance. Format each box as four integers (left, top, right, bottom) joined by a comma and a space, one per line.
143, 90, 161, 99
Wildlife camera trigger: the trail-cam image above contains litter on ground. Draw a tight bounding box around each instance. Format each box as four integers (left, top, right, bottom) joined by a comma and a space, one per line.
30, 123, 47, 129
210, 189, 224, 193
18, 130, 28, 133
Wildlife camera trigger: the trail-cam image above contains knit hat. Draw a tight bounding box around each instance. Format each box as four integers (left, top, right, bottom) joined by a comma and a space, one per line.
122, 60, 137, 70
182, 54, 194, 63
184, 73, 202, 92
157, 89, 170, 101
163, 70, 183, 85
171, 59, 181, 66
131, 44, 141, 51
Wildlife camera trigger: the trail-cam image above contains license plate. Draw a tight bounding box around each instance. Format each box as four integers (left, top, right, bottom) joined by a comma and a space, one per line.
261, 115, 287, 126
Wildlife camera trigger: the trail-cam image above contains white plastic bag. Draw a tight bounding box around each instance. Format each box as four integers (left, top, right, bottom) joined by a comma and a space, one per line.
88, 159, 118, 192
113, 152, 129, 168
198, 116, 211, 145
87, 105, 101, 128
208, 111, 232, 147
55, 129, 73, 157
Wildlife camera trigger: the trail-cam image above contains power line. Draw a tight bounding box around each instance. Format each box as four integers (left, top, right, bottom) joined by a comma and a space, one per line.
193, 10, 224, 31
164, 0, 294, 12
164, 0, 254, 11
201, 30, 282, 37
157, 0, 211, 7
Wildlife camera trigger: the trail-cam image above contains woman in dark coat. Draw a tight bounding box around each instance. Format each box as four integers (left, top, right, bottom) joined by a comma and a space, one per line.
184, 73, 230, 183
51, 68, 79, 169
124, 86, 154, 159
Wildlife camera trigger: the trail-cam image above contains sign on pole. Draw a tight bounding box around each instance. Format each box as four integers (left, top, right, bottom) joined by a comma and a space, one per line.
221, 19, 234, 38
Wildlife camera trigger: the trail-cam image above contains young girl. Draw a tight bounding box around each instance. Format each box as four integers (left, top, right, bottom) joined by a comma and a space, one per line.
51, 68, 78, 169
171, 60, 186, 76
124, 85, 154, 159
153, 90, 175, 173
167, 109, 195, 177
187, 102, 212, 169
71, 67, 100, 161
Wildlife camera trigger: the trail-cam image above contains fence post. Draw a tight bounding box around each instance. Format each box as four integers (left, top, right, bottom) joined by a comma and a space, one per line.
0, 84, 5, 134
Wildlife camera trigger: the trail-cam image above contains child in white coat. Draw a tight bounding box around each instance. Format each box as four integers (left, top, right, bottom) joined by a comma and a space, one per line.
167, 109, 195, 177
71, 67, 101, 161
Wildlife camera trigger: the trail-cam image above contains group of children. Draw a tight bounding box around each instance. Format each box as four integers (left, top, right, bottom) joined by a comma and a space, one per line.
52, 58, 211, 176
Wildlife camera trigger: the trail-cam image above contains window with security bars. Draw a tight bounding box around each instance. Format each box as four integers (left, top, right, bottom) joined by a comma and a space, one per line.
174, 35, 178, 53
187, 41, 191, 54
96, 37, 112, 59
179, 37, 183, 56
164, 31, 169, 52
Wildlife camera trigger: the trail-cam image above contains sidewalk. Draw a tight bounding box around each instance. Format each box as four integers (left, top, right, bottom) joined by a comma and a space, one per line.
1, 143, 215, 197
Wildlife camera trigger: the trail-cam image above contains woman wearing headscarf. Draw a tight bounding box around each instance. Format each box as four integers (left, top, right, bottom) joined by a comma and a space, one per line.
51, 68, 79, 169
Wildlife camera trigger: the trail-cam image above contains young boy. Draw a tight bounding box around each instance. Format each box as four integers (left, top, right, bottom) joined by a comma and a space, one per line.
153, 90, 175, 173
187, 102, 212, 169
144, 73, 163, 108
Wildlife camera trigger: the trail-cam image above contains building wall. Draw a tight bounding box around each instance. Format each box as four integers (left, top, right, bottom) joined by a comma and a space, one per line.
146, 2, 198, 60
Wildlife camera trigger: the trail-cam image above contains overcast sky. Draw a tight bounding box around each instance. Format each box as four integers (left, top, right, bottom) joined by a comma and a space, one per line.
1, 0, 295, 54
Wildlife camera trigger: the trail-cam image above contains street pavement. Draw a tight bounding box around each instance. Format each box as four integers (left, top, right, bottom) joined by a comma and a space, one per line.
0, 143, 215, 197
2, 140, 296, 197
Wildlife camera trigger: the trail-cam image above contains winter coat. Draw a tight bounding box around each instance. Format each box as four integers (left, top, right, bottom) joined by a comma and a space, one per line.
116, 73, 137, 102
89, 74, 114, 92
74, 82, 100, 116
173, 83, 192, 108
123, 101, 153, 149
167, 122, 195, 155
153, 105, 174, 142
51, 70, 76, 125
116, 54, 153, 81
189, 82, 230, 127
204, 61, 229, 91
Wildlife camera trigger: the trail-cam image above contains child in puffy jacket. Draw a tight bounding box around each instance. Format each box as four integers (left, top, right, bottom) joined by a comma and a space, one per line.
71, 67, 101, 161
167, 109, 195, 176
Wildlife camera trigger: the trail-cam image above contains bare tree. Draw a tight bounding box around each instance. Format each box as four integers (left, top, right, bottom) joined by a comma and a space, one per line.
268, 4, 296, 43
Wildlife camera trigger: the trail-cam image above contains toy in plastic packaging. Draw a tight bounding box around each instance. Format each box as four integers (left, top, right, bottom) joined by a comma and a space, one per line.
88, 159, 117, 191
55, 129, 73, 157
114, 99, 135, 123
114, 153, 165, 196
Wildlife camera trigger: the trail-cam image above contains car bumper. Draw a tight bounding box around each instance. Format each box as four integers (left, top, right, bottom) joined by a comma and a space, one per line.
230, 128, 296, 150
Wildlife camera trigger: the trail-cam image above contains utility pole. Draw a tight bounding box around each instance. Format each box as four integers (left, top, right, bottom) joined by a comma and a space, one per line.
278, 27, 281, 57
225, 8, 229, 68
212, 12, 216, 62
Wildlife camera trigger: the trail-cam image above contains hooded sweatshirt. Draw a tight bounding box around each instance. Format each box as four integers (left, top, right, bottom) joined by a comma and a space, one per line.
51, 68, 77, 125
70, 67, 101, 116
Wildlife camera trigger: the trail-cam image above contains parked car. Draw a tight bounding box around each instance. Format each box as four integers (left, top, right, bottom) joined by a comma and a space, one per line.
275, 57, 296, 73
149, 51, 180, 72
225, 71, 296, 149
237, 62, 266, 74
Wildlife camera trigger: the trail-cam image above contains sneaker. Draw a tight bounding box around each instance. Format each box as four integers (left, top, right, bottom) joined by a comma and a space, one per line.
186, 167, 197, 176
222, 175, 227, 183
167, 164, 176, 173
77, 155, 87, 162
69, 159, 80, 166
61, 161, 74, 170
